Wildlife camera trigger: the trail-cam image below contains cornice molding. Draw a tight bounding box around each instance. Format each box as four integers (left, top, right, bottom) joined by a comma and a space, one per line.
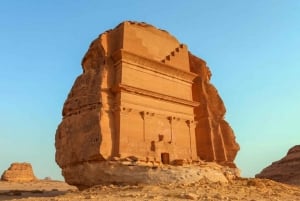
113, 84, 200, 107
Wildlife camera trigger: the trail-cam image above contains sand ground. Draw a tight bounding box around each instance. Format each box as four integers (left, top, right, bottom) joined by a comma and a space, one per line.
1, 178, 300, 201
0, 180, 76, 201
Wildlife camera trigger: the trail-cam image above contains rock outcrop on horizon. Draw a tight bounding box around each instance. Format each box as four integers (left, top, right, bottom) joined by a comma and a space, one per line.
55, 21, 239, 188
256, 145, 300, 185
1, 162, 37, 182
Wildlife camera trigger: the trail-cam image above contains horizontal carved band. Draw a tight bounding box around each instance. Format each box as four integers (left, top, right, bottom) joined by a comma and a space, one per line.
112, 49, 198, 83
113, 84, 200, 107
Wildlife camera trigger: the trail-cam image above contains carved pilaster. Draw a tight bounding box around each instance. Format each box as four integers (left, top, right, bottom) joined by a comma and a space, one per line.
140, 111, 155, 141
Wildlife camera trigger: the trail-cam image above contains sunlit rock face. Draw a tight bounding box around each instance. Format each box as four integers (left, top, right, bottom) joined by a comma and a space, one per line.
55, 21, 239, 188
1, 162, 37, 182
256, 145, 300, 185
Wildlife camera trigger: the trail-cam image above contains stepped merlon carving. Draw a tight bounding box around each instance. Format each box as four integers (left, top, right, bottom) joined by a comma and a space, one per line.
161, 44, 189, 71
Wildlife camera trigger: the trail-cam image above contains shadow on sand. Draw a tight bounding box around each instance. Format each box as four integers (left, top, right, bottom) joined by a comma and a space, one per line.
0, 189, 72, 201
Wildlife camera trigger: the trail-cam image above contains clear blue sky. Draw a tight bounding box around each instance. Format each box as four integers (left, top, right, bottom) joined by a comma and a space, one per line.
1, 1, 299, 180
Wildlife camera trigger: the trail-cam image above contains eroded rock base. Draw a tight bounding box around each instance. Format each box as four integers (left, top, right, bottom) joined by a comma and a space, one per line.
62, 161, 239, 190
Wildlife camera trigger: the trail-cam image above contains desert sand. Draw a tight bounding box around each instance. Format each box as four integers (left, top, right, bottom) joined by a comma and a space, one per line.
0, 180, 76, 201
1, 178, 300, 201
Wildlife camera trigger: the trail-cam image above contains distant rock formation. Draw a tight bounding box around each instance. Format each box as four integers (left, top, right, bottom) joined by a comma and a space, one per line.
1, 162, 36, 182
256, 145, 300, 185
55, 21, 239, 188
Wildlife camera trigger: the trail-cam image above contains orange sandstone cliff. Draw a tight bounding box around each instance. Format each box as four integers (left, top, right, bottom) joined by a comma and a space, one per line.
55, 21, 239, 187
189, 54, 239, 167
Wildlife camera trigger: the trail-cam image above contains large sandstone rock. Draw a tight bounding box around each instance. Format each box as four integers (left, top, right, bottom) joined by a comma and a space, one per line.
55, 21, 239, 188
1, 162, 36, 182
256, 145, 300, 185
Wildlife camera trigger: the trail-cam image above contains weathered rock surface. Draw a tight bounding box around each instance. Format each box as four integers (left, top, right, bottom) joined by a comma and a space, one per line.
62, 161, 239, 190
4, 178, 300, 201
189, 54, 240, 167
256, 145, 300, 185
55, 21, 239, 188
1, 162, 36, 182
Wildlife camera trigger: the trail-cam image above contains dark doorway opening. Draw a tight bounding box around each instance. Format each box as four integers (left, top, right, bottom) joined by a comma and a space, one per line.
161, 152, 170, 164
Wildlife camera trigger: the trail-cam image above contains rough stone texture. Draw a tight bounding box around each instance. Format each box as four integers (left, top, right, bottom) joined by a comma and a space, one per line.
256, 145, 300, 185
55, 21, 239, 187
3, 178, 300, 201
189, 54, 240, 167
63, 161, 235, 190
1, 162, 36, 182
